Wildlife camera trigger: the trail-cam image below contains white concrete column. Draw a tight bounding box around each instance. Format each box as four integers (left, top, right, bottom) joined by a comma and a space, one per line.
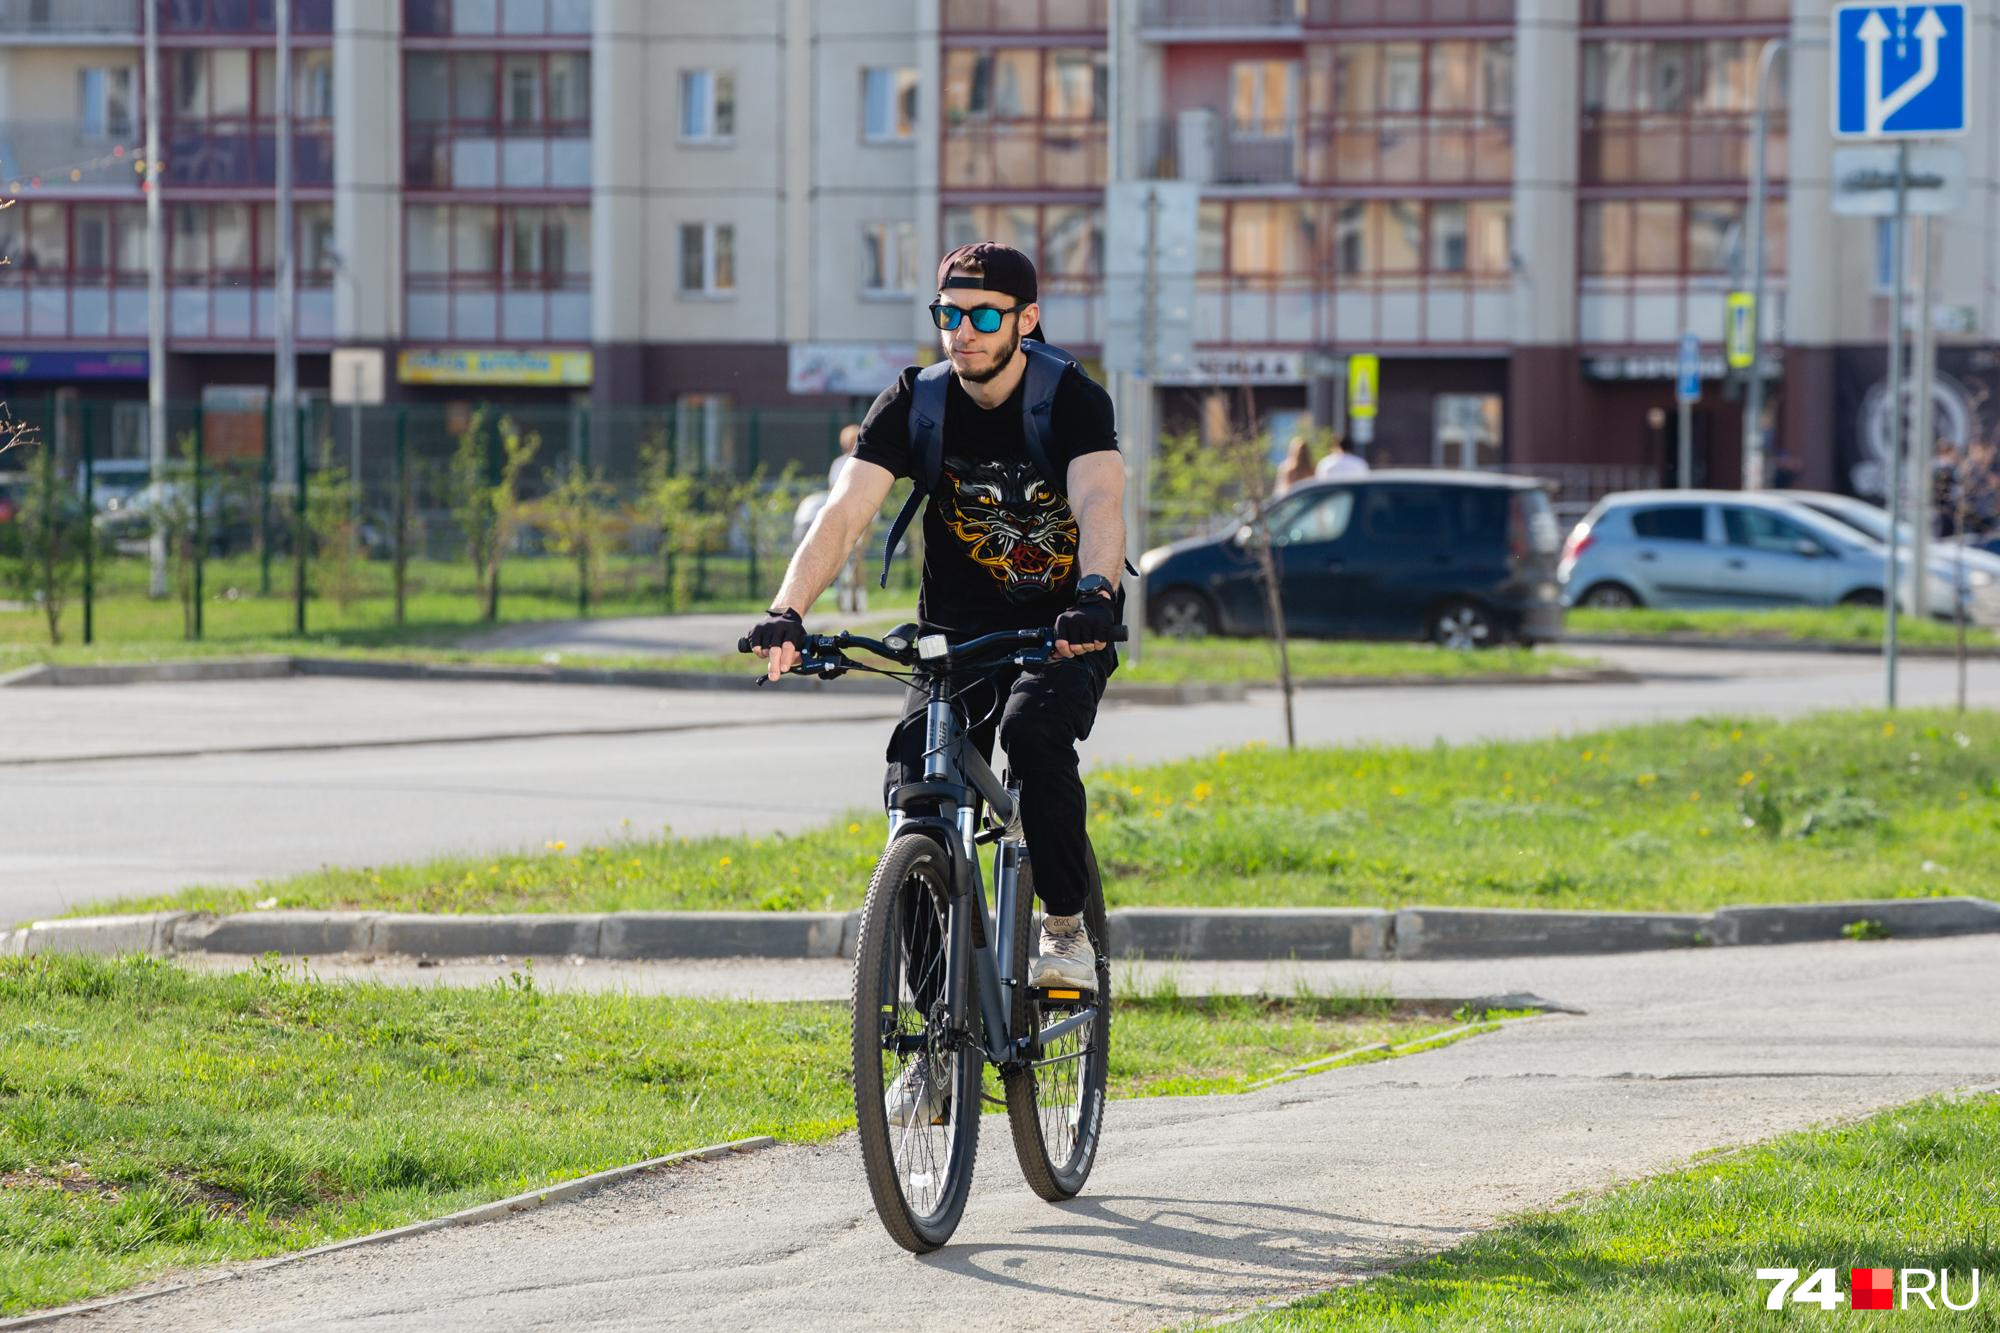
780, 0, 814, 344
913, 0, 942, 347
1510, 0, 1579, 348
1783, 0, 1836, 349
332, 0, 401, 341
592, 0, 651, 345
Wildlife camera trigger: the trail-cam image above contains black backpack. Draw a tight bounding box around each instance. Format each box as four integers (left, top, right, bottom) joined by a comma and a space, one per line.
878, 339, 1111, 588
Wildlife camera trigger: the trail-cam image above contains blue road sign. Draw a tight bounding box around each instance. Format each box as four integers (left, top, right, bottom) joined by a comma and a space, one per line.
1834, 3, 1969, 139
1676, 333, 1702, 405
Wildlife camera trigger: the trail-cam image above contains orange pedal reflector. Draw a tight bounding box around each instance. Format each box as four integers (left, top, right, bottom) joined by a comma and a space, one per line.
1043, 989, 1082, 1000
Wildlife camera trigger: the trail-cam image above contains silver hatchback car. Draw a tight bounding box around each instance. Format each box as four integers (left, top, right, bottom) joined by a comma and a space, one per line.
1560, 490, 1977, 616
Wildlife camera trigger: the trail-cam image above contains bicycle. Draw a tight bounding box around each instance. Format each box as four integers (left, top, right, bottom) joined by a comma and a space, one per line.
738, 622, 1122, 1252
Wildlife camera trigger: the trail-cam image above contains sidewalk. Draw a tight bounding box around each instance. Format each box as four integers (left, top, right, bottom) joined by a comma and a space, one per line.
36, 935, 2000, 1332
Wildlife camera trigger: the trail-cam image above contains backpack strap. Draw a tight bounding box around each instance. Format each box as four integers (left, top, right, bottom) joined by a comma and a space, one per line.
1018, 340, 1071, 499
881, 361, 953, 589
1023, 342, 1141, 578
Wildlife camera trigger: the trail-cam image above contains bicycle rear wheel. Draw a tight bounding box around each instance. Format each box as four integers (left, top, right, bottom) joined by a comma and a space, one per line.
1003, 841, 1111, 1201
851, 833, 981, 1252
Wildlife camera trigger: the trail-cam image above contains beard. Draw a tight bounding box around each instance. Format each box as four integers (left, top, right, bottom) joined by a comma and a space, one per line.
954, 329, 1021, 384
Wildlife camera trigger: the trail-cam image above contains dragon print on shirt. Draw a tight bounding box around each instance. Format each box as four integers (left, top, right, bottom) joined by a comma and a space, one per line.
938, 455, 1078, 603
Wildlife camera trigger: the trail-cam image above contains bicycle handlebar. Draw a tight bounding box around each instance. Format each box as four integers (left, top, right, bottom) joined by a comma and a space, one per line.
736, 623, 1127, 676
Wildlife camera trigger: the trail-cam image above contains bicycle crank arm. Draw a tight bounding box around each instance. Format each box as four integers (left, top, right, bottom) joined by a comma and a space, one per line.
1030, 1006, 1099, 1055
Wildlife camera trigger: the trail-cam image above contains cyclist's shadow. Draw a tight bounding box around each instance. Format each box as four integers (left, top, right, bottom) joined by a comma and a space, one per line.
919, 1192, 1466, 1309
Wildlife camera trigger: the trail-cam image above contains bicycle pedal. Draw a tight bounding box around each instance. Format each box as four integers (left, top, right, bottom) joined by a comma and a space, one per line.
1033, 987, 1086, 1005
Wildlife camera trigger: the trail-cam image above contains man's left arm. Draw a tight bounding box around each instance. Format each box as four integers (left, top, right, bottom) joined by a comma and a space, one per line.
1067, 451, 1126, 589
1054, 451, 1126, 658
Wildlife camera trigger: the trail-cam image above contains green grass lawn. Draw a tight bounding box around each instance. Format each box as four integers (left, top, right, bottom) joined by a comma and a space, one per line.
0, 551, 874, 652
1568, 604, 2000, 649
0, 954, 1466, 1315
1230, 1091, 2000, 1330
92, 708, 2000, 921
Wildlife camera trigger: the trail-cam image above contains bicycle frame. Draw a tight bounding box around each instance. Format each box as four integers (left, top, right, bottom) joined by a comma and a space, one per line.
884, 665, 1099, 1072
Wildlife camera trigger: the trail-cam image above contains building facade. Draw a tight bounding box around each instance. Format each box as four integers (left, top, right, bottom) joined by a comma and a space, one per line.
4, 0, 1999, 500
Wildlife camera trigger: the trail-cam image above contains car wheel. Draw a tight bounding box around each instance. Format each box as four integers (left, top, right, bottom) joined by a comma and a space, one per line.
1430, 598, 1498, 651
1840, 588, 1886, 608
1579, 582, 1642, 610
1152, 589, 1218, 639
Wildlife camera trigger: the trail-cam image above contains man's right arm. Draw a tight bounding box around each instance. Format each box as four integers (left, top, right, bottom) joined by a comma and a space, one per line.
751, 458, 896, 680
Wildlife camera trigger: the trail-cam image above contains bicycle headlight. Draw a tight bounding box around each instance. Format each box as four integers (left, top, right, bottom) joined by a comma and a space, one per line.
917, 634, 950, 660
883, 632, 910, 653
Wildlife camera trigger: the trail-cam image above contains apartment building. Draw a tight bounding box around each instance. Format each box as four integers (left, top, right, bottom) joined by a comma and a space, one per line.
4, 0, 1998, 497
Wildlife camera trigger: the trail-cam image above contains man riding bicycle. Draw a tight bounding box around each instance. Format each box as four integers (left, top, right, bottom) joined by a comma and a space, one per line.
747, 241, 1125, 1012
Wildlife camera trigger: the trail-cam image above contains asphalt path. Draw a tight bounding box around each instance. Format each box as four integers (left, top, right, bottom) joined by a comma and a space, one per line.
1, 642, 1992, 921
40, 935, 2000, 1331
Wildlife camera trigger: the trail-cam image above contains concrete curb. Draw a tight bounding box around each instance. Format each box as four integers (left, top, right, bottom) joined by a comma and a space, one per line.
0, 655, 1637, 703
0, 1137, 778, 1332
1563, 632, 2000, 658
13, 898, 1997, 964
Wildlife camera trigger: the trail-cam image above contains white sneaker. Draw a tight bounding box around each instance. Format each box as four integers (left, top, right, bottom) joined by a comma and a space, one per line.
885, 1054, 950, 1127
1029, 913, 1097, 991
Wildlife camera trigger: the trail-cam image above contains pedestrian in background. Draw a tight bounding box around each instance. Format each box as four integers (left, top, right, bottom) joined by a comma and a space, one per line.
1314, 433, 1368, 479
1276, 435, 1316, 493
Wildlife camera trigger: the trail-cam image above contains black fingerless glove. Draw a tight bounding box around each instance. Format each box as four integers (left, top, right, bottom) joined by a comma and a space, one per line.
747, 607, 807, 653
1054, 594, 1119, 646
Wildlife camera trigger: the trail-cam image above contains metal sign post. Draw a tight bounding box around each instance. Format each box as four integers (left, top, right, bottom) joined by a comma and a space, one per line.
1884, 144, 1908, 710
1675, 333, 1702, 489
1833, 2, 1972, 710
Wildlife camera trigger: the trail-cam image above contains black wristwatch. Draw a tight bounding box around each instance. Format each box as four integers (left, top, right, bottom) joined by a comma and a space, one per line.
1075, 574, 1115, 602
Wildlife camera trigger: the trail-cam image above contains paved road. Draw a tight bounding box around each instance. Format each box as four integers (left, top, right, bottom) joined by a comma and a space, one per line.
49, 936, 2000, 1331
1, 642, 1992, 921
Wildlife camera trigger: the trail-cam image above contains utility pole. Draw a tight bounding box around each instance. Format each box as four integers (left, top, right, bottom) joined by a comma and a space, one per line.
1741, 38, 1785, 492
275, 0, 297, 517
144, 0, 166, 598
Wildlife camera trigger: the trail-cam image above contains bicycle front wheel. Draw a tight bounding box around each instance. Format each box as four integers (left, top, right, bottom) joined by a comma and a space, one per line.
851, 833, 981, 1253
1003, 841, 1111, 1202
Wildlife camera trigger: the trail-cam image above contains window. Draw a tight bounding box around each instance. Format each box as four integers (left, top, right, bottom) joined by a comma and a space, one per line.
1228, 202, 1316, 277
681, 70, 735, 142
505, 54, 542, 126
77, 67, 135, 138
1041, 206, 1101, 279
680, 222, 736, 294
1229, 60, 1297, 139
1630, 506, 1706, 542
862, 222, 917, 293
1360, 487, 1449, 544
1043, 48, 1105, 120
1723, 506, 1817, 554
1267, 489, 1354, 547
405, 203, 586, 284
1685, 201, 1741, 273
255, 48, 335, 120
862, 67, 918, 142
1431, 202, 1468, 273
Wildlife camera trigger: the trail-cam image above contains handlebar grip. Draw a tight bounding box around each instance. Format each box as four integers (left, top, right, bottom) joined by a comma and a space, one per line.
1108, 626, 1129, 642
736, 637, 751, 654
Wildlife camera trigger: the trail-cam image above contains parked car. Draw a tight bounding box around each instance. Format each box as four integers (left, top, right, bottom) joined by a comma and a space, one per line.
1560, 490, 1979, 618
1788, 488, 2000, 578
1139, 471, 1565, 648
0, 471, 27, 526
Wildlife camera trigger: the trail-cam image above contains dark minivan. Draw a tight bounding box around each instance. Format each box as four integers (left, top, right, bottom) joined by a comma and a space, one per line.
1139, 471, 1565, 647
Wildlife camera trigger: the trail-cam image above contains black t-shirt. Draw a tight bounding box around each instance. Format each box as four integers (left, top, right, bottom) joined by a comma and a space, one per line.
856, 362, 1118, 635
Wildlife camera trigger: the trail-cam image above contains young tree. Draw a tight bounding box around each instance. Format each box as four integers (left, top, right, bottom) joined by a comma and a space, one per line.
636, 435, 727, 612
304, 463, 365, 617
540, 459, 617, 616
1151, 407, 1308, 750
4, 416, 90, 646
449, 410, 539, 622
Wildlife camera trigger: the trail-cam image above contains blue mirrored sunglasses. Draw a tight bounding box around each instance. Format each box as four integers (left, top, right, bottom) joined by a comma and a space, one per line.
929, 301, 1024, 335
